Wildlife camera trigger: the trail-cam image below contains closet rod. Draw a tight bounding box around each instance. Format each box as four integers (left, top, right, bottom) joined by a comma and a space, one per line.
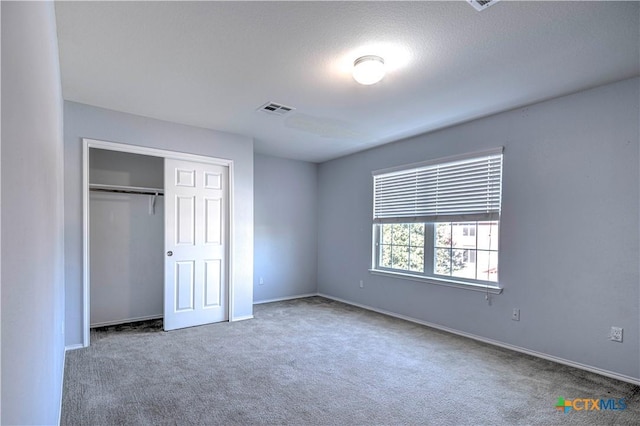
89, 183, 164, 196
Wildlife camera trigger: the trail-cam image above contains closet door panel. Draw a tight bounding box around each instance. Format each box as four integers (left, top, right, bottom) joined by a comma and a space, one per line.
204, 259, 222, 307
175, 196, 195, 245
204, 198, 222, 245
175, 261, 195, 311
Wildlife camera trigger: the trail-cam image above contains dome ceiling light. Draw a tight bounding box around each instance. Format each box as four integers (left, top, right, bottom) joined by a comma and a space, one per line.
352, 55, 385, 85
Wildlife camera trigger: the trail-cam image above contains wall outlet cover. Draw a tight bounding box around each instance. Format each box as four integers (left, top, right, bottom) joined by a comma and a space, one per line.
512, 308, 520, 321
610, 326, 623, 343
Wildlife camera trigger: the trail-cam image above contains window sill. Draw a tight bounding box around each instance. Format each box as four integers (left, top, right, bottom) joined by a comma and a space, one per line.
368, 269, 503, 294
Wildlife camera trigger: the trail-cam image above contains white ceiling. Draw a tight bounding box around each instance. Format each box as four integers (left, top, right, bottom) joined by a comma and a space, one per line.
55, 1, 640, 163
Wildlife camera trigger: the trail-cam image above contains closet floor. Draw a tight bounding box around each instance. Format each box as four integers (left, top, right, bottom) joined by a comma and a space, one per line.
91, 319, 163, 342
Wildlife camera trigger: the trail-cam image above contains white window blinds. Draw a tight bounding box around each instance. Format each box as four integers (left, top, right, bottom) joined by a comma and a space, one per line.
373, 148, 503, 223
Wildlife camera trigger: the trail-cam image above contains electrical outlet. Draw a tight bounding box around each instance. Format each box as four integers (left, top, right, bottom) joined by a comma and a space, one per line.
359, 280, 364, 288
610, 326, 623, 343
259, 277, 264, 285
512, 308, 520, 321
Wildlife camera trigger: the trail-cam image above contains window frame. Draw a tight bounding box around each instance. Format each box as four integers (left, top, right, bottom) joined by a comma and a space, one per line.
369, 149, 504, 294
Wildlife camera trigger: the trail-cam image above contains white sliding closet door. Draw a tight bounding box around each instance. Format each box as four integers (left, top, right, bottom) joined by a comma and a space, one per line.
164, 159, 229, 331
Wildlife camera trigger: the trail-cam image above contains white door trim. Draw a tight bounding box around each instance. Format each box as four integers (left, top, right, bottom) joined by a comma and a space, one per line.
82, 138, 236, 347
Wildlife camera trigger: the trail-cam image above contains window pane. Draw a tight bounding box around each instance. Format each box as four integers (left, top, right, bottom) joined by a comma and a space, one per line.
476, 250, 499, 281
487, 251, 498, 282
392, 246, 409, 270
380, 224, 391, 245
435, 223, 452, 248
410, 223, 425, 248
452, 249, 476, 279
409, 246, 424, 272
435, 248, 451, 275
380, 245, 392, 268
452, 222, 476, 249
391, 224, 409, 246
477, 221, 499, 250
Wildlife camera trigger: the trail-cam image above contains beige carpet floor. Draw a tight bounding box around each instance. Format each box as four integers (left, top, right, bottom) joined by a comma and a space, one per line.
62, 297, 640, 425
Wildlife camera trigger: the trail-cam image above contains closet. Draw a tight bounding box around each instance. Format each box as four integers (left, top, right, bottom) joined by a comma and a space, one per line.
87, 144, 231, 334
89, 149, 165, 327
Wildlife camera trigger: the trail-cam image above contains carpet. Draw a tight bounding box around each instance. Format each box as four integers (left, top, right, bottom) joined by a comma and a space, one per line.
61, 296, 640, 425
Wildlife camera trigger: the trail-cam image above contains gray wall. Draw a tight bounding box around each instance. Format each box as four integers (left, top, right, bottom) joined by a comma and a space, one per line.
254, 154, 318, 302
64, 101, 254, 346
90, 148, 164, 188
318, 77, 640, 380
89, 150, 164, 326
1, 2, 66, 424
90, 193, 164, 326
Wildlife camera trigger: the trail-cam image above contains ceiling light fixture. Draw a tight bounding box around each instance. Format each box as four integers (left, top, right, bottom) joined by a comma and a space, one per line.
353, 55, 385, 85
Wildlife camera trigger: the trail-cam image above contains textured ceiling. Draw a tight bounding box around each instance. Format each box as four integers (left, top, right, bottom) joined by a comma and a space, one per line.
55, 1, 640, 163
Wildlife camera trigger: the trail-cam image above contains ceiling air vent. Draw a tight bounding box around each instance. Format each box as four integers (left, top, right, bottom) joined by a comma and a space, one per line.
257, 102, 295, 116
467, 0, 500, 12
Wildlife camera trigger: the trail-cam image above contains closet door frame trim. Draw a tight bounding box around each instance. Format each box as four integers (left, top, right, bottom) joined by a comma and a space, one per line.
82, 138, 236, 348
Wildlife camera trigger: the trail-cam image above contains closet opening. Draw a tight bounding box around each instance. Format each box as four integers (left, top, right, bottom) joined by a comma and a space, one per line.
89, 149, 165, 330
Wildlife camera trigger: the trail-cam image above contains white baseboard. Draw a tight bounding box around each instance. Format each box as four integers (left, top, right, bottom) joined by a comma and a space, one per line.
318, 293, 640, 386
65, 343, 84, 351
232, 315, 254, 322
90, 314, 163, 328
254, 293, 319, 305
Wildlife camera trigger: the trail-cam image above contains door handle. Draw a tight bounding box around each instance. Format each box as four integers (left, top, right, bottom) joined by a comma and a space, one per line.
167, 251, 173, 257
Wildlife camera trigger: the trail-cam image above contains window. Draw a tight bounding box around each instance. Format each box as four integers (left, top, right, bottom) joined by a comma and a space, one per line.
462, 224, 476, 237
434, 221, 498, 282
371, 149, 503, 290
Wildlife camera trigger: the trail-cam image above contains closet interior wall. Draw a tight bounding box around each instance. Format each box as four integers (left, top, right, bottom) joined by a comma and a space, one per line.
89, 149, 164, 327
